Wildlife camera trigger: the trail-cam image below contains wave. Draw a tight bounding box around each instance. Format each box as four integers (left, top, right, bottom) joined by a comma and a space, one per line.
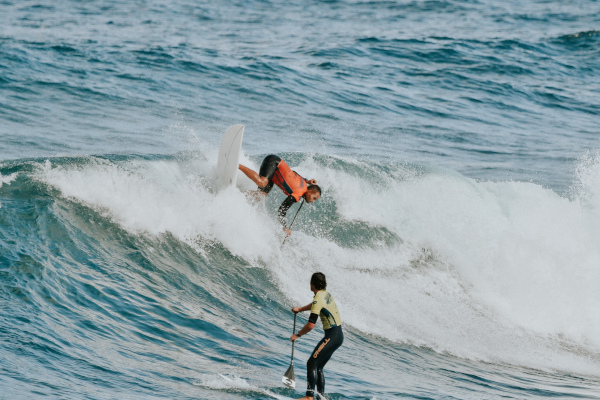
555, 30, 600, 45
3, 148, 600, 377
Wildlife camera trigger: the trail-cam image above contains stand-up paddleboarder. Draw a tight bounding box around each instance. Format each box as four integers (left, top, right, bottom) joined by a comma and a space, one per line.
290, 272, 343, 400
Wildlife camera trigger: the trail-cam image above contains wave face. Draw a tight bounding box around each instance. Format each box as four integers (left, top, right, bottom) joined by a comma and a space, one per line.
2, 150, 600, 399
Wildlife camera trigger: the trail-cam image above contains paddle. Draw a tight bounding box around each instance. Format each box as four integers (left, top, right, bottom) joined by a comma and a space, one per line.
280, 199, 305, 249
282, 313, 297, 388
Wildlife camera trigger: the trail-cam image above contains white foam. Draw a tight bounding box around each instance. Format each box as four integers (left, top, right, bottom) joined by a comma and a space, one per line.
195, 373, 254, 391
36, 149, 600, 375
274, 154, 600, 375
37, 156, 278, 262
0, 172, 17, 208
0, 172, 17, 188
194, 373, 292, 399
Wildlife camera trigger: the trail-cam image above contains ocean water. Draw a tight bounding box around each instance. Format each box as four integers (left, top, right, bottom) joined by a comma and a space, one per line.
2, 0, 600, 399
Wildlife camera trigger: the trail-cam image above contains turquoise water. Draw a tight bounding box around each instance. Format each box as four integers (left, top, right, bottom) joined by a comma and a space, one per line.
2, 1, 600, 399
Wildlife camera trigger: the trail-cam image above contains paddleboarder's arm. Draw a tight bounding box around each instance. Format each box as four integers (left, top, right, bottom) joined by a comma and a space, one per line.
291, 321, 315, 342
291, 304, 312, 313
290, 303, 315, 341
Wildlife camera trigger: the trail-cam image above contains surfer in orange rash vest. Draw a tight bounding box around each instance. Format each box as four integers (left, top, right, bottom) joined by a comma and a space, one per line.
238, 155, 321, 236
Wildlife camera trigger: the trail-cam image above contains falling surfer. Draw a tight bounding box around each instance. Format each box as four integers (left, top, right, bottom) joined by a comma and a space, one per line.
238, 155, 321, 236
289, 272, 343, 400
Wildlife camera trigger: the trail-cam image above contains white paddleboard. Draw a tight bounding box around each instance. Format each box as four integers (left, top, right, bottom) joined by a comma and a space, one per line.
217, 124, 244, 189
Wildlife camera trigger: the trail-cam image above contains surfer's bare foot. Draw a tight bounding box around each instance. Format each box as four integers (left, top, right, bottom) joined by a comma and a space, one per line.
243, 190, 267, 203
296, 397, 313, 400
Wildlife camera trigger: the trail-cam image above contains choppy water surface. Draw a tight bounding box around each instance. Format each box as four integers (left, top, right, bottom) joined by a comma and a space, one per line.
1, 0, 600, 399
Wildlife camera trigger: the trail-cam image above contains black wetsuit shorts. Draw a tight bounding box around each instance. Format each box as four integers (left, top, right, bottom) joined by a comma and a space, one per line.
258, 154, 281, 194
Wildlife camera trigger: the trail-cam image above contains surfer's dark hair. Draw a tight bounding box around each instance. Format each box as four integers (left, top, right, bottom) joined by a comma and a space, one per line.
308, 185, 321, 195
311, 272, 327, 290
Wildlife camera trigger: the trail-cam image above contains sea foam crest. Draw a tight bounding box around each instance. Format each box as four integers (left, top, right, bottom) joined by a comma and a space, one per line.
36, 151, 600, 374
0, 172, 17, 188
0, 172, 17, 208
275, 154, 600, 375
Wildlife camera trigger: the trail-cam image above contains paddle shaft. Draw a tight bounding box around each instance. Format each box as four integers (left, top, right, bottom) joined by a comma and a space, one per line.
281, 199, 305, 249
291, 313, 297, 364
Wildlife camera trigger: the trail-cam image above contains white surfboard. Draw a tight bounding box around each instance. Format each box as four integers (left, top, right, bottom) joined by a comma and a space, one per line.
217, 124, 244, 189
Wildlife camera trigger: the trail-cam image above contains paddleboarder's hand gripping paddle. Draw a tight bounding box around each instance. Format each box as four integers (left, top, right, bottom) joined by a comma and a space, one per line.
282, 313, 297, 388
281, 199, 305, 249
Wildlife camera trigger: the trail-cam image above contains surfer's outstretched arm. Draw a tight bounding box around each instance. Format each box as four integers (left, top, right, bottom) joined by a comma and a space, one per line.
239, 164, 269, 188
278, 196, 296, 231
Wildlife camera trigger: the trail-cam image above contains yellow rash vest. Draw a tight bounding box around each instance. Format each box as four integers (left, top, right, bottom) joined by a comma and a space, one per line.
308, 290, 342, 330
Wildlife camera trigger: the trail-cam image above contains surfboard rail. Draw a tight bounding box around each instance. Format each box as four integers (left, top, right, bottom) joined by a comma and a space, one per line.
217, 124, 245, 189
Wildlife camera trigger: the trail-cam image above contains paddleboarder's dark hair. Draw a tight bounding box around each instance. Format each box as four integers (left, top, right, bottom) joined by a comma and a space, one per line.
311, 272, 327, 290
308, 185, 321, 195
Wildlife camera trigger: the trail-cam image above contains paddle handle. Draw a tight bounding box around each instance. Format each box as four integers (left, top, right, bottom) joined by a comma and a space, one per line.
281, 200, 305, 249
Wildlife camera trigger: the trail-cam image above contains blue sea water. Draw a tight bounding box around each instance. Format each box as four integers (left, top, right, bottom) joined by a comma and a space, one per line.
2, 0, 600, 399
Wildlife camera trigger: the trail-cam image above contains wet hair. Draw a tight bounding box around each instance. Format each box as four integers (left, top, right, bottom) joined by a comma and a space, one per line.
307, 184, 321, 195
311, 272, 327, 290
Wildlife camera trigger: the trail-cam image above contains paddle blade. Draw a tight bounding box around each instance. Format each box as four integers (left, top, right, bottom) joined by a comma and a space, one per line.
282, 364, 296, 388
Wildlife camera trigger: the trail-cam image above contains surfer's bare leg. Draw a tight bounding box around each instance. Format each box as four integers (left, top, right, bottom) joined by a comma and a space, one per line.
239, 164, 269, 188
296, 397, 313, 400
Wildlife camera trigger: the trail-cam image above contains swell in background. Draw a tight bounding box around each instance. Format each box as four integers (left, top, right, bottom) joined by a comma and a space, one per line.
1, 0, 599, 189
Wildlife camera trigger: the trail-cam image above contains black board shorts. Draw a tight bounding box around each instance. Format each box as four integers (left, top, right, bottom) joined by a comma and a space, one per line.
258, 154, 281, 194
